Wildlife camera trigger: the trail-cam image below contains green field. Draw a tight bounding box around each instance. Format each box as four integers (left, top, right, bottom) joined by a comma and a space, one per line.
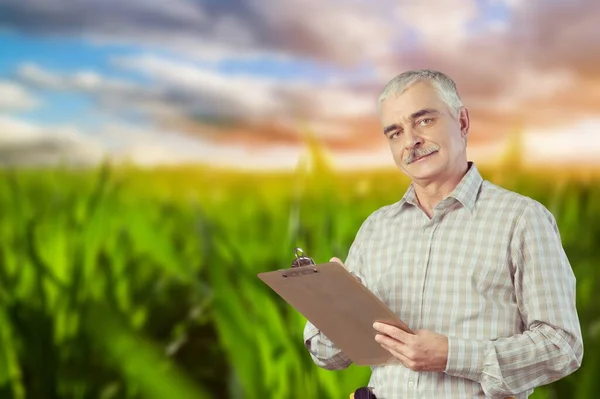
0, 156, 598, 398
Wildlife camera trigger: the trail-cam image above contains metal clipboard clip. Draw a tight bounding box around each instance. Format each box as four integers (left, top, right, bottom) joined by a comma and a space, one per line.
291, 247, 315, 268
282, 247, 318, 277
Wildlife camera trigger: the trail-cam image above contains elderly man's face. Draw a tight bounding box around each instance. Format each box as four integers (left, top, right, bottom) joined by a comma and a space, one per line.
379, 81, 469, 183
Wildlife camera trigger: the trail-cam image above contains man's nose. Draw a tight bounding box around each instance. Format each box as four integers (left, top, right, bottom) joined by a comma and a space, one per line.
403, 128, 423, 150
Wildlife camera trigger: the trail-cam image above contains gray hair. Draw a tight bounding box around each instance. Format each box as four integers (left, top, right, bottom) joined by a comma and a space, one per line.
378, 69, 463, 113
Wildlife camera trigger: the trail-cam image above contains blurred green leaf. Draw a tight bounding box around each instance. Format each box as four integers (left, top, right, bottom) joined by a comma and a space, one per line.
0, 159, 598, 399
85, 303, 211, 399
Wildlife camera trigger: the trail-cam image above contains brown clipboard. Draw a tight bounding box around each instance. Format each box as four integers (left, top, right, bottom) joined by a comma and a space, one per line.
257, 261, 413, 366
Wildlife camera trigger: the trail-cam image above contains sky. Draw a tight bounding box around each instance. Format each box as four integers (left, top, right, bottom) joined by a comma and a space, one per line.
0, 0, 599, 170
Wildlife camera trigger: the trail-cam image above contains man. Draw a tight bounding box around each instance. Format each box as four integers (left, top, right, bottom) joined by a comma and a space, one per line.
303, 69, 583, 398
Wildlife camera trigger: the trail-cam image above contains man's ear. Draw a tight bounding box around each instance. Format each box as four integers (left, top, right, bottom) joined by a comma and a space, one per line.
458, 107, 470, 138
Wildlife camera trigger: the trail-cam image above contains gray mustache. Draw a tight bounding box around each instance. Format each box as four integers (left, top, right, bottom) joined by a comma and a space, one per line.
404, 146, 440, 165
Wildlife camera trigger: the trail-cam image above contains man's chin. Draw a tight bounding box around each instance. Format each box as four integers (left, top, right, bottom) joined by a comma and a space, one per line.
401, 158, 444, 181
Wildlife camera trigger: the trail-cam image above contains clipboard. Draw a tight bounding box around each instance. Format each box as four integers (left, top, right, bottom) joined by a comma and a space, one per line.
257, 251, 413, 366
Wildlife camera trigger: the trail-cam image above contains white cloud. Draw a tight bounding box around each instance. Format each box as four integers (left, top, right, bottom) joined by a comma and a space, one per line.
72, 70, 104, 91
4, 0, 600, 171
308, 86, 376, 118
522, 118, 600, 165
395, 0, 479, 51
17, 63, 63, 89
0, 115, 291, 169
470, 67, 576, 113
91, 122, 305, 169
499, 0, 525, 8
17, 63, 137, 93
112, 54, 282, 118
0, 115, 99, 148
0, 116, 43, 143
0, 80, 40, 111
488, 0, 525, 9
487, 19, 508, 34
113, 53, 378, 121
0, 0, 394, 66
0, 115, 105, 166
1, 113, 598, 170
15, 62, 178, 121
249, 0, 394, 63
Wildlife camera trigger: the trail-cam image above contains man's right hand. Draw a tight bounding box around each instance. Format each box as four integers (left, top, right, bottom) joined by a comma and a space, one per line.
330, 257, 345, 266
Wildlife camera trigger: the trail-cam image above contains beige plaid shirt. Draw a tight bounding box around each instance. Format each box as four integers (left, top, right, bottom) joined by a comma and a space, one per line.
304, 162, 583, 398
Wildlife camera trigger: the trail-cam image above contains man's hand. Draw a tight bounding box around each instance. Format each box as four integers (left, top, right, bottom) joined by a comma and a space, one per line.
330, 257, 345, 265
373, 322, 448, 372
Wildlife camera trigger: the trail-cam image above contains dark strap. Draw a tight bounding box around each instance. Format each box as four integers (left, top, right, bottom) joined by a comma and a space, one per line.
354, 387, 377, 399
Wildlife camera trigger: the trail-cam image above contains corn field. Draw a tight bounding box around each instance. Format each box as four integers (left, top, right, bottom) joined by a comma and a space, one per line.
0, 158, 598, 398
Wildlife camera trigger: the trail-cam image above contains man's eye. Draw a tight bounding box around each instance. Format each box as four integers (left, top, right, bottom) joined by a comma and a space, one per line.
419, 118, 433, 126
389, 131, 401, 139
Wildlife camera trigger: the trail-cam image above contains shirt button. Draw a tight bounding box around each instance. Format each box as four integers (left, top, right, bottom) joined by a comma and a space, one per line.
408, 381, 414, 388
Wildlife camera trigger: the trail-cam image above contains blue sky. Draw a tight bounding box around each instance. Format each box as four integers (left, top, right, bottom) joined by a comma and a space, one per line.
0, 26, 375, 127
0, 0, 599, 168
0, 31, 137, 77
0, 30, 141, 125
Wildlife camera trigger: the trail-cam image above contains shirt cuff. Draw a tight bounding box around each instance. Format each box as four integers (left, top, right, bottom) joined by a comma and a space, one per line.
303, 323, 320, 350
444, 336, 487, 383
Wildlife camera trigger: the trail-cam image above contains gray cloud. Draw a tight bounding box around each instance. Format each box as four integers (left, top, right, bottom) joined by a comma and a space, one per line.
15, 59, 377, 133
0, 115, 105, 167
0, 80, 39, 110
0, 0, 391, 65
14, 62, 187, 120
507, 0, 600, 75
4, 0, 600, 151
0, 139, 98, 167
376, 0, 600, 134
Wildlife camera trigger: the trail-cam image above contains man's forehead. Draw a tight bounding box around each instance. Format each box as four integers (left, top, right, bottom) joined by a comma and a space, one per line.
380, 102, 441, 124
380, 86, 445, 121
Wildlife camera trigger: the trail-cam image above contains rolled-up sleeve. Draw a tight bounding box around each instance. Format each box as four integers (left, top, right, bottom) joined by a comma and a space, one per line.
302, 216, 373, 370
303, 320, 353, 370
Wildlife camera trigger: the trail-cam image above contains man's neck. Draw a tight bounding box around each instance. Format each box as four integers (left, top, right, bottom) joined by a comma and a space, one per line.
413, 162, 469, 218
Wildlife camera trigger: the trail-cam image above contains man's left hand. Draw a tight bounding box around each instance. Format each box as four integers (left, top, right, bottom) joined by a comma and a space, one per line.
373, 322, 448, 372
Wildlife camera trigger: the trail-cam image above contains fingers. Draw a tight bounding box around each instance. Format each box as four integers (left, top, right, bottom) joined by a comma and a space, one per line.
373, 322, 412, 343
330, 257, 344, 266
377, 333, 420, 370
380, 342, 412, 366
374, 333, 407, 350
381, 344, 415, 369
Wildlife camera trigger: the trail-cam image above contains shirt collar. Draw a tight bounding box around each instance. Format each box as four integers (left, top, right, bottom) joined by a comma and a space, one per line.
392, 161, 483, 216
448, 162, 483, 213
